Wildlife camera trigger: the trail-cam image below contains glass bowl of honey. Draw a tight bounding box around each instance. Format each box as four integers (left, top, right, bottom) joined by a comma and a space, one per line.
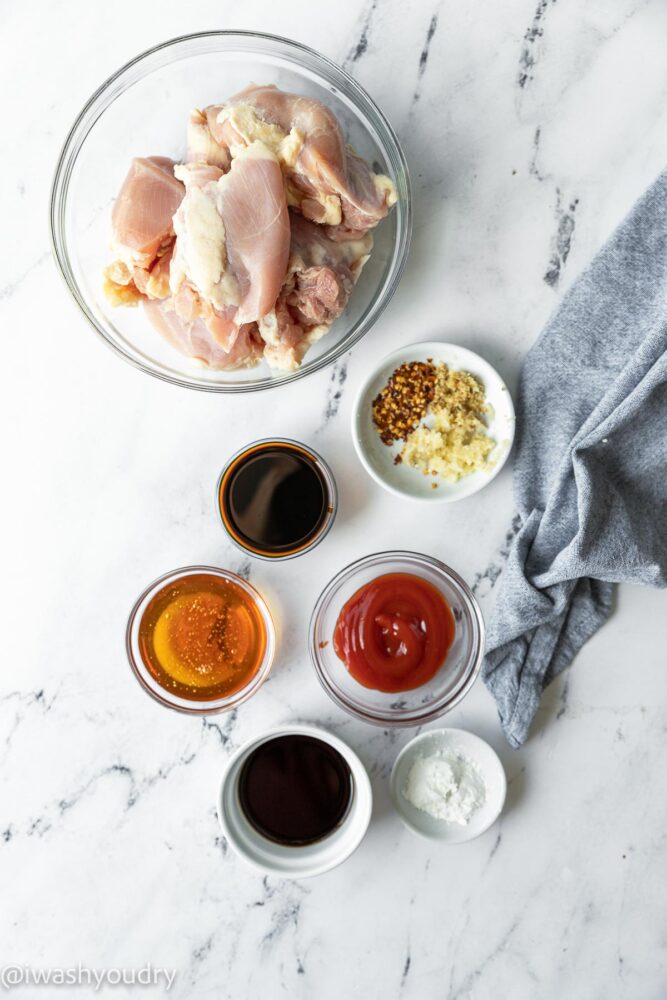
310, 551, 484, 727
126, 566, 275, 713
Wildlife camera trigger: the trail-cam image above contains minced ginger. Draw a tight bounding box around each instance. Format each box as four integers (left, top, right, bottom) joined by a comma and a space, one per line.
400, 364, 496, 482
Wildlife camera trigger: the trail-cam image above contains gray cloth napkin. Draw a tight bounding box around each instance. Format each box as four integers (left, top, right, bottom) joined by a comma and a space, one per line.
483, 169, 667, 748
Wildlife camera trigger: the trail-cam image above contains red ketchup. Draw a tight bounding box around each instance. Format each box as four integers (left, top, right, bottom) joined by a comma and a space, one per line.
333, 573, 454, 693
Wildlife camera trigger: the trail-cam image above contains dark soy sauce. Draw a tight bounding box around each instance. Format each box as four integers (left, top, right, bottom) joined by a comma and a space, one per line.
238, 734, 352, 846
220, 443, 331, 557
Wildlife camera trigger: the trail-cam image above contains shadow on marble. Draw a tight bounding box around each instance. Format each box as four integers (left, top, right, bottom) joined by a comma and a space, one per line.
367, 785, 398, 838
526, 583, 620, 744
529, 671, 571, 744
502, 760, 528, 817
443, 707, 529, 819
326, 450, 372, 530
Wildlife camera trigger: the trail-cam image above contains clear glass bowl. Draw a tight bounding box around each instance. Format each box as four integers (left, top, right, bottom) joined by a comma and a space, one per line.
126, 565, 275, 714
216, 437, 338, 561
50, 31, 412, 392
309, 551, 484, 727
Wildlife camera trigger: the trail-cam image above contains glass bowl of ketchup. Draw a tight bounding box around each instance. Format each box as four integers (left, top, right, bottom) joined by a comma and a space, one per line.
310, 551, 484, 727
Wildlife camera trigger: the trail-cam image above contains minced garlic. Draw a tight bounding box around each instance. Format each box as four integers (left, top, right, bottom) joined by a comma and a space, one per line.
399, 364, 496, 481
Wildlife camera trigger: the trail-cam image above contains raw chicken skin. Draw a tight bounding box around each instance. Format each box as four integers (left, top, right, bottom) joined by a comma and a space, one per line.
288, 210, 373, 267
170, 141, 290, 325
110, 157, 184, 269
213, 85, 397, 231
131, 249, 172, 299
187, 108, 230, 170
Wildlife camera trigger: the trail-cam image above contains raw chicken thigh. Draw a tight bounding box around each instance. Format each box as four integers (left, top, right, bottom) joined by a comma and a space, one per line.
170, 141, 290, 326
260, 212, 372, 370
103, 157, 183, 305
138, 143, 290, 371
110, 156, 184, 268
143, 300, 264, 370
103, 84, 397, 372
212, 84, 397, 230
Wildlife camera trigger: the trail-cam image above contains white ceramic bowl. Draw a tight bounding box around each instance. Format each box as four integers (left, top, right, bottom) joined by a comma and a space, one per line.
352, 341, 515, 502
390, 728, 506, 843
217, 724, 373, 877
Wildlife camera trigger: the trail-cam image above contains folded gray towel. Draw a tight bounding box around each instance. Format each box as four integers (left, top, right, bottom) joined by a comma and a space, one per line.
483, 170, 667, 748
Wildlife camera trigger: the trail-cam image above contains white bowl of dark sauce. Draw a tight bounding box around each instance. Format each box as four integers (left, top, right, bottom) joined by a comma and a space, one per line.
217, 724, 372, 877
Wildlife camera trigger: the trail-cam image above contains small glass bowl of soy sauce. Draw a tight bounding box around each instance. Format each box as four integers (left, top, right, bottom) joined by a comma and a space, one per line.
217, 438, 338, 560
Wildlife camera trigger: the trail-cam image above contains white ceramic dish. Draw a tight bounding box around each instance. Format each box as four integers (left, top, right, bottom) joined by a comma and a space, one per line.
217, 724, 373, 877
390, 728, 506, 843
352, 341, 515, 502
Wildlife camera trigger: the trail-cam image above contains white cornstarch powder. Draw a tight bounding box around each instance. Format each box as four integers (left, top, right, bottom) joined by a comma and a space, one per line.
403, 748, 486, 825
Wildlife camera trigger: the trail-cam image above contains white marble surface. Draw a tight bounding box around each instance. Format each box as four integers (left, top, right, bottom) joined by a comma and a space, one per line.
2, 1, 667, 998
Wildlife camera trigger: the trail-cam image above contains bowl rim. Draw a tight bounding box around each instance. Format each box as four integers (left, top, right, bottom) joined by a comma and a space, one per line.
352, 339, 516, 502
215, 436, 338, 561
309, 550, 485, 727
389, 727, 507, 843
216, 722, 373, 877
125, 564, 275, 714
49, 29, 412, 393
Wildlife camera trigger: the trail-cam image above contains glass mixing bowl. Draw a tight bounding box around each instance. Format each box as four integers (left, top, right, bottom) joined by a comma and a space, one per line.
50, 31, 411, 392
310, 551, 485, 727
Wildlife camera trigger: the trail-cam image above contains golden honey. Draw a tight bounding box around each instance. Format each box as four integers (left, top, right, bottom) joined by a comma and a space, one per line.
138, 573, 267, 701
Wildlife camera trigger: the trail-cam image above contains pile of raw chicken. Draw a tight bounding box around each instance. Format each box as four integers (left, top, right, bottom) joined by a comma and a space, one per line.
104, 84, 397, 371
